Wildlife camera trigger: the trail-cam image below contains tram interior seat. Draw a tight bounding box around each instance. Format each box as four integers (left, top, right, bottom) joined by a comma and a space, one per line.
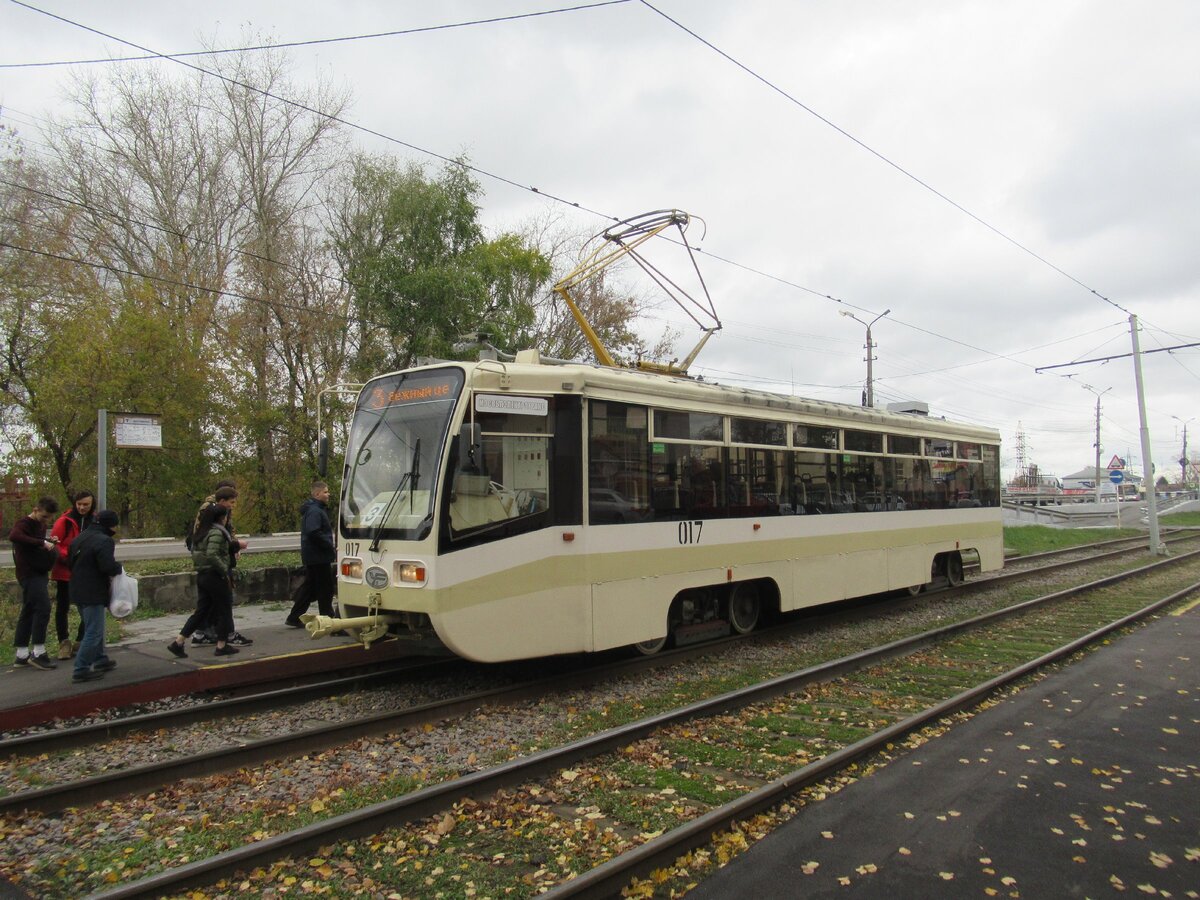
449, 472, 514, 531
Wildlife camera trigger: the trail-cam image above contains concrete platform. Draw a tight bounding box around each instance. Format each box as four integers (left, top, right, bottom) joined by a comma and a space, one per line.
0, 602, 398, 732
689, 599, 1200, 899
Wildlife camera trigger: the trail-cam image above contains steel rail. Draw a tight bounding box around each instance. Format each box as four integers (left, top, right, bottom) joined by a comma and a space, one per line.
7, 528, 1188, 759
6, 533, 1193, 814
0, 658, 457, 760
86, 548, 1200, 899
541, 580, 1200, 898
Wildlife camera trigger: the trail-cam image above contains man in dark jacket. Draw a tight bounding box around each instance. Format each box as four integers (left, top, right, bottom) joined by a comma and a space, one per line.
68, 509, 123, 683
8, 496, 60, 670
285, 481, 337, 626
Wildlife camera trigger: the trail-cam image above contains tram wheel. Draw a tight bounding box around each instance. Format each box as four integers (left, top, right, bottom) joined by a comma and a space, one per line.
633, 634, 669, 655
945, 552, 965, 587
906, 583, 925, 596
728, 582, 761, 635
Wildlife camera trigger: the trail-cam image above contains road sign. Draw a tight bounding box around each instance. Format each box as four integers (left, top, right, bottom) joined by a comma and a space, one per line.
1107, 454, 1126, 469
1109, 469, 1125, 484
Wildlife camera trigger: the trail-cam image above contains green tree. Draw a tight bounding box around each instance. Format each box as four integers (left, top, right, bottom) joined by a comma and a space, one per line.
333, 156, 550, 375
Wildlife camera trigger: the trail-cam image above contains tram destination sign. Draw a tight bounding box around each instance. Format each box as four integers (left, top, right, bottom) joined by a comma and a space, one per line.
475, 394, 548, 416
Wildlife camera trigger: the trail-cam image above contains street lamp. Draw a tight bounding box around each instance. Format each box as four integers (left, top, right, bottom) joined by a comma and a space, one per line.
1171, 415, 1195, 495
1080, 383, 1111, 505
839, 308, 890, 408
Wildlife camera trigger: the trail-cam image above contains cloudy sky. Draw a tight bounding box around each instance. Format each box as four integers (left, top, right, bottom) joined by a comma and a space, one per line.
2, 0, 1197, 485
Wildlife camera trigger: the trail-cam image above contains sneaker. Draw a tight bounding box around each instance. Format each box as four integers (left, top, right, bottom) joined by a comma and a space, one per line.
57, 640, 73, 660
93, 658, 117, 672
27, 653, 57, 670
227, 632, 254, 646
72, 669, 104, 683
167, 641, 188, 659
214, 645, 240, 656
191, 632, 214, 646
284, 617, 305, 628
12, 656, 30, 668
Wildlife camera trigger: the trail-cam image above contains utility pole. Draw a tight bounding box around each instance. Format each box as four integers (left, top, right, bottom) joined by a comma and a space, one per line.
1129, 315, 1163, 555
1081, 384, 1110, 505
840, 308, 890, 408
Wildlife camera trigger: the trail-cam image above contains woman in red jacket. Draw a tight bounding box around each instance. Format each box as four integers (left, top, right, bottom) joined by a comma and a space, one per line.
50, 490, 95, 659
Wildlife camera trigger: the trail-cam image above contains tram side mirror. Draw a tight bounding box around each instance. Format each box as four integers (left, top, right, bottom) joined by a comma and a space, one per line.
459, 423, 482, 473
317, 434, 329, 478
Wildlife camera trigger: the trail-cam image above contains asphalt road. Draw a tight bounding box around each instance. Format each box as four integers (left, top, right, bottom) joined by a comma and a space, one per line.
0, 532, 300, 568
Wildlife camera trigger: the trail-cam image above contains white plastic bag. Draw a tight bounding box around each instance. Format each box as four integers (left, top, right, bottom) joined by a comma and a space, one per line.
109, 571, 139, 618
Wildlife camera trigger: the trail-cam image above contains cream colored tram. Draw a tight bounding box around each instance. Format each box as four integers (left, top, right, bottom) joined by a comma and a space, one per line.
322, 351, 1003, 661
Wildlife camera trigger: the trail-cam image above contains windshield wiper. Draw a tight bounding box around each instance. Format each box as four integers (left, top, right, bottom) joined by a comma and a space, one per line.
346, 414, 388, 516
368, 439, 421, 553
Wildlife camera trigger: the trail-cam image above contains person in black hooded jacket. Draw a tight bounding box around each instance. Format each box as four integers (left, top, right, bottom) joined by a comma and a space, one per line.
285, 481, 337, 626
68, 509, 123, 683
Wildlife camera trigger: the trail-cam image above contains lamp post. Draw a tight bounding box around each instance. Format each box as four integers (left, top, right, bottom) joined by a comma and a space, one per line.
839, 308, 890, 408
1172, 416, 1195, 496
1080, 384, 1111, 505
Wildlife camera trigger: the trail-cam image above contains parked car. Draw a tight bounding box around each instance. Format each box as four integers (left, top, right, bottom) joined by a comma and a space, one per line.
589, 489, 647, 524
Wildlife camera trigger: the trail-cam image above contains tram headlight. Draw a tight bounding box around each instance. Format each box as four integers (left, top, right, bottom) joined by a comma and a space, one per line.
394, 561, 427, 585
341, 559, 363, 579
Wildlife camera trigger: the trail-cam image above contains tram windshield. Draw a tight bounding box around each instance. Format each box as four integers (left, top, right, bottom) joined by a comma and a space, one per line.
341, 368, 465, 542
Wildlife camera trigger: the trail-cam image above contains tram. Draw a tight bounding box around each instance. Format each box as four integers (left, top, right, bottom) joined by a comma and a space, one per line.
309, 353, 1003, 661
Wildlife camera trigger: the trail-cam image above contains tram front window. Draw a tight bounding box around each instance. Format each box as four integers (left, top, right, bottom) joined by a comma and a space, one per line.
342, 368, 465, 542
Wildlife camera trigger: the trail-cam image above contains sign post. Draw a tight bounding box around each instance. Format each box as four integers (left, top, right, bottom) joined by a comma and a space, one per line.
98, 412, 163, 514
1109, 468, 1124, 529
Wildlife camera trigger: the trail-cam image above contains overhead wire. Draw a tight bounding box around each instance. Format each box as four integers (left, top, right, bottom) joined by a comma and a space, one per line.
0, 1, 634, 69
636, 0, 1133, 318
4, 0, 1172, 440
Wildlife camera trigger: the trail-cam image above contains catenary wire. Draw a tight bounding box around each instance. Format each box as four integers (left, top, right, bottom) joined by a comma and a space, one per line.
637, 0, 1132, 319
0, 1, 634, 69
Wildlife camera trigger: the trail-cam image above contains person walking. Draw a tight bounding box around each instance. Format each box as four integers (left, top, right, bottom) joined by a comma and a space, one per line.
8, 496, 60, 670
68, 509, 123, 683
285, 481, 338, 627
185, 483, 252, 647
50, 490, 95, 659
167, 503, 239, 658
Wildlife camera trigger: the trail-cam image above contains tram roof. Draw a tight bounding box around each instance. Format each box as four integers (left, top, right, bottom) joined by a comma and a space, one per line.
387, 356, 1001, 443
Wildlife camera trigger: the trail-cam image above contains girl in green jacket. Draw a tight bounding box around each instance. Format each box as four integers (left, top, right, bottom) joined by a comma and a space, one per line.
166, 504, 239, 658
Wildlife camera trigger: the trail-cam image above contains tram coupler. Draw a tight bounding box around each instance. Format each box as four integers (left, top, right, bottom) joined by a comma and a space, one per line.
304, 612, 402, 649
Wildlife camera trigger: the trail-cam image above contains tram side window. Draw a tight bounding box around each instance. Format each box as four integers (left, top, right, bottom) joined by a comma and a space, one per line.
926, 438, 953, 458
925, 459, 959, 508
842, 454, 883, 510
844, 430, 883, 454
788, 451, 840, 514
651, 443, 725, 520
450, 406, 552, 537
728, 446, 784, 515
980, 444, 1001, 506
794, 424, 838, 450
654, 409, 723, 442
588, 401, 651, 524
731, 417, 787, 446
894, 457, 932, 509
868, 457, 907, 511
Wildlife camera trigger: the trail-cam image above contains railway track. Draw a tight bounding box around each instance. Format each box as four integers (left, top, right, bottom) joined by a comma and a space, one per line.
3, 530, 1196, 818
3, 544, 1195, 898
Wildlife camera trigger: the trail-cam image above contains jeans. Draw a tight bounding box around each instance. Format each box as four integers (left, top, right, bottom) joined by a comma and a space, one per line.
74, 604, 108, 675
13, 573, 51, 648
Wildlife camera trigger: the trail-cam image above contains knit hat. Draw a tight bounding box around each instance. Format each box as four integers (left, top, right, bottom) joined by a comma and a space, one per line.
97, 509, 119, 529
